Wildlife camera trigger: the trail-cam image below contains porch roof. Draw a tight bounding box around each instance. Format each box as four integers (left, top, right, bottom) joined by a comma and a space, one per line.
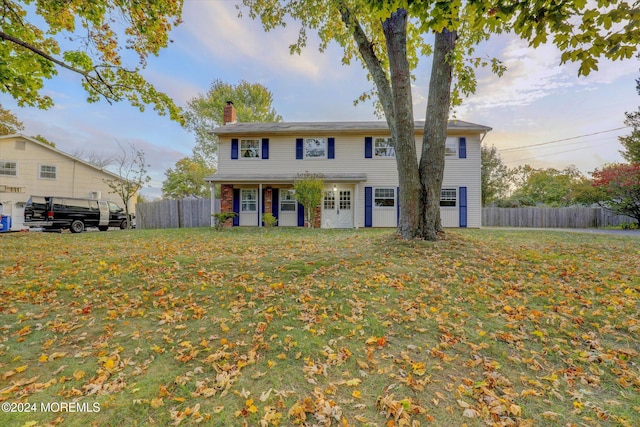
205, 173, 367, 184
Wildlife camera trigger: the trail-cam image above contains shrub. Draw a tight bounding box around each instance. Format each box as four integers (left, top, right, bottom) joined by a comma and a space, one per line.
212, 212, 237, 231
263, 213, 277, 228
293, 171, 324, 228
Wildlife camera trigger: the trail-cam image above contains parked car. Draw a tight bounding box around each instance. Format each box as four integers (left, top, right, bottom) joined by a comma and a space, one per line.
23, 196, 131, 233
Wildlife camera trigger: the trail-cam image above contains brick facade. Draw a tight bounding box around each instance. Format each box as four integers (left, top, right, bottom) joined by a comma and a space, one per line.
313, 206, 321, 228
220, 184, 234, 227
264, 188, 272, 214
223, 102, 236, 125
219, 185, 322, 228
304, 205, 321, 228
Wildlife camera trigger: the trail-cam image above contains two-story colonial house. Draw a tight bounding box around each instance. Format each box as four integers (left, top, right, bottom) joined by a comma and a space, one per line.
206, 102, 491, 229
0, 134, 131, 230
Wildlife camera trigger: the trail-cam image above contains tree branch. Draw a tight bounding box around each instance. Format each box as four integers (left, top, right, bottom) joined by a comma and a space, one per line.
0, 30, 90, 77
337, 2, 396, 133
1, 0, 24, 26
0, 30, 125, 104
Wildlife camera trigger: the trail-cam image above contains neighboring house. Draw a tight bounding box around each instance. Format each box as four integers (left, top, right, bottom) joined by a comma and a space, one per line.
206, 103, 491, 229
0, 134, 131, 230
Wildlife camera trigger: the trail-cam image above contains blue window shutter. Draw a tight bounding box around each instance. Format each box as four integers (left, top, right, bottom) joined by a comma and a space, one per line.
459, 137, 467, 159
272, 189, 279, 225
365, 137, 373, 158
231, 139, 239, 160
328, 137, 335, 159
296, 138, 303, 159
232, 188, 240, 226
364, 187, 372, 228
262, 138, 269, 159
396, 186, 400, 226
297, 203, 305, 227
459, 186, 467, 228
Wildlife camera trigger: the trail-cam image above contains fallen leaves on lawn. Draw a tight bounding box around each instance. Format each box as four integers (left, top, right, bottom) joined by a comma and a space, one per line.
0, 228, 638, 426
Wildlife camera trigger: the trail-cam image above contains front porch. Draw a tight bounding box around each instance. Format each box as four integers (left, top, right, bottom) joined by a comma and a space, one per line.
207, 173, 367, 228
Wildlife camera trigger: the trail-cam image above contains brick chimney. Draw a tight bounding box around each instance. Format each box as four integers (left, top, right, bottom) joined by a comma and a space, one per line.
223, 101, 237, 125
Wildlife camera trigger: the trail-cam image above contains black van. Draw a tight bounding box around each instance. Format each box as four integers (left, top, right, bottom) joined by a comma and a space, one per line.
24, 196, 130, 233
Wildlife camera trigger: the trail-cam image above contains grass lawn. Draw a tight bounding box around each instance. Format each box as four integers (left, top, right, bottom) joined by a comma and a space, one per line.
1, 227, 639, 426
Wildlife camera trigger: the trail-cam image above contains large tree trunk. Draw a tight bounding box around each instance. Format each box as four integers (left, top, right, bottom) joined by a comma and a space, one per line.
419, 29, 457, 240
382, 9, 423, 239
340, 4, 454, 240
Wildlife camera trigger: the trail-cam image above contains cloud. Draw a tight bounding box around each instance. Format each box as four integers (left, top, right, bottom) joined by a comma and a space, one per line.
142, 68, 203, 106
459, 38, 573, 112
180, 2, 333, 82
457, 35, 639, 117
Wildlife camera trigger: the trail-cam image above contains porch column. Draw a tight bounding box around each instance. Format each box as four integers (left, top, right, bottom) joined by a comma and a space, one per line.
210, 182, 217, 227
258, 183, 263, 227
354, 183, 359, 229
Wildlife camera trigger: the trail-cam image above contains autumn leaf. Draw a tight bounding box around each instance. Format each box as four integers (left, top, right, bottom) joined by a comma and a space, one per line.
2, 227, 640, 426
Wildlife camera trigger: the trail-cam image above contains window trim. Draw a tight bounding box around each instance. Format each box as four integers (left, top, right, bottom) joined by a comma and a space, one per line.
374, 188, 396, 208
38, 164, 57, 180
280, 189, 297, 213
240, 139, 261, 159
0, 161, 17, 177
445, 137, 458, 158
241, 189, 258, 212
373, 137, 395, 158
304, 138, 327, 159
440, 188, 457, 207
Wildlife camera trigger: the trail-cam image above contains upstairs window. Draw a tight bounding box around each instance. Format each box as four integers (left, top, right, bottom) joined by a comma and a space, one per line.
305, 138, 327, 159
445, 137, 458, 157
39, 165, 57, 179
241, 139, 260, 158
440, 188, 457, 207
374, 137, 395, 158
0, 161, 17, 176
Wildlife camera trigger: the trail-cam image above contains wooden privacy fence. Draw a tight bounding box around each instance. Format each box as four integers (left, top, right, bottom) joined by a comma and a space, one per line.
482, 207, 635, 228
136, 199, 635, 229
136, 198, 217, 229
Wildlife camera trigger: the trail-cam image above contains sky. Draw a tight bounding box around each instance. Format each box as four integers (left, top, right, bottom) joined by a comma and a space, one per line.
2, 1, 638, 200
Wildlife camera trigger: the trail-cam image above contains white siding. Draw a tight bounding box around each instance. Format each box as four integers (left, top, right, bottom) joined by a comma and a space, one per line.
217, 131, 483, 228
240, 212, 258, 226
435, 138, 482, 228
440, 207, 459, 228
279, 211, 297, 227
373, 207, 396, 227
0, 136, 133, 230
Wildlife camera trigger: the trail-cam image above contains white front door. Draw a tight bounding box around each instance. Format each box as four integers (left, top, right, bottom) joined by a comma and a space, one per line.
239, 188, 258, 226
322, 188, 353, 228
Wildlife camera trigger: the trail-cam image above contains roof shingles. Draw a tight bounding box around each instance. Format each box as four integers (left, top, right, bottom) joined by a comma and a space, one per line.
212, 120, 491, 136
